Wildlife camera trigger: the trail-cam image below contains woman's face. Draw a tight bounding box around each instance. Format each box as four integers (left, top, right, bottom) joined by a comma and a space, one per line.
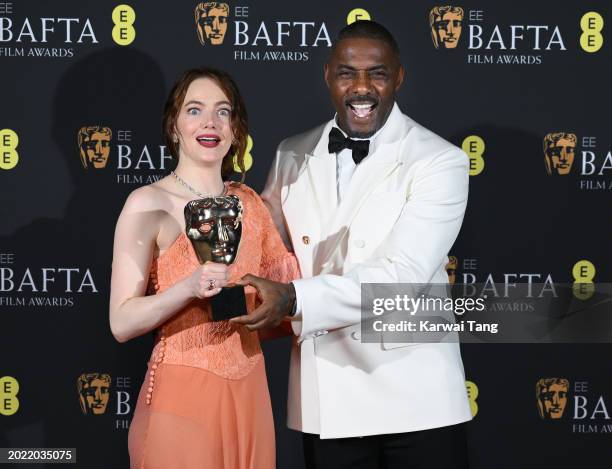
174, 77, 233, 167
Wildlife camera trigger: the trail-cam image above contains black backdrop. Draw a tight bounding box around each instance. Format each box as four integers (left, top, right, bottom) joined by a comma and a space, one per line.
1, 1, 611, 467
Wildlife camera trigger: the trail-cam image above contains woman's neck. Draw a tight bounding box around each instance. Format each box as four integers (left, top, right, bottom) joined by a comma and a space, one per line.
172, 160, 225, 197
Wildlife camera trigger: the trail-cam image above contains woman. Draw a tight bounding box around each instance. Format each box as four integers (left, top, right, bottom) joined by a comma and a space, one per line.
109, 67, 299, 469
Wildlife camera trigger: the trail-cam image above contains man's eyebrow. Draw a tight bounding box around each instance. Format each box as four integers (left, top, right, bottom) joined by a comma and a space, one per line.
337, 64, 389, 71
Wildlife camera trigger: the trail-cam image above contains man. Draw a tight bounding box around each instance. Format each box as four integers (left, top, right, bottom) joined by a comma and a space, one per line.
233, 20, 472, 468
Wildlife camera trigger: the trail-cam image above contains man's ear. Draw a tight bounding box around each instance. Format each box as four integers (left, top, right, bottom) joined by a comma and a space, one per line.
324, 63, 331, 89
395, 64, 405, 92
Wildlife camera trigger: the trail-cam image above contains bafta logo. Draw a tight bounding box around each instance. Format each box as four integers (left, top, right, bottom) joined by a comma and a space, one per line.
446, 256, 458, 285
536, 378, 569, 420
78, 126, 112, 169
543, 132, 576, 175
195, 2, 229, 45
429, 6, 464, 49
77, 373, 111, 415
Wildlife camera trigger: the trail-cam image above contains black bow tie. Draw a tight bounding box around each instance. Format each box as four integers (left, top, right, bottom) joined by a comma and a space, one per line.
327, 127, 370, 164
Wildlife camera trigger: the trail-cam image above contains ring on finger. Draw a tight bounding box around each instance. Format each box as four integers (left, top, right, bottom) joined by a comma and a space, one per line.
208, 279, 216, 290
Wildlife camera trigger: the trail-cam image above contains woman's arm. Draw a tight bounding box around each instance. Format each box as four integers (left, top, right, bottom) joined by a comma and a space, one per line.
109, 187, 228, 343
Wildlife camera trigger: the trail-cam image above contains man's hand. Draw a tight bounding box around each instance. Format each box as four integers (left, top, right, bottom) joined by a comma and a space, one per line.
230, 274, 296, 331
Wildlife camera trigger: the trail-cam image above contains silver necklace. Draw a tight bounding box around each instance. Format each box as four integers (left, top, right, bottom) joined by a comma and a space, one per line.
170, 170, 227, 198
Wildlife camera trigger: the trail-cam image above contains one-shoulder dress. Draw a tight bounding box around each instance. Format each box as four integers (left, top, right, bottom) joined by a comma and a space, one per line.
128, 183, 300, 469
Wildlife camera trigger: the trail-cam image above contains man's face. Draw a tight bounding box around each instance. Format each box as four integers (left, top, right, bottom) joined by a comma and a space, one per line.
546, 138, 575, 175
186, 196, 242, 264
198, 6, 228, 45
539, 383, 568, 419
325, 37, 404, 139
81, 131, 111, 168
82, 378, 110, 415
433, 11, 463, 49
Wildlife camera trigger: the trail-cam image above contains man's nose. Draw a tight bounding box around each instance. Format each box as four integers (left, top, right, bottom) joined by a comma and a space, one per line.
446, 25, 455, 37
552, 394, 559, 405
352, 70, 373, 94
94, 142, 102, 155
217, 219, 229, 242
212, 17, 220, 32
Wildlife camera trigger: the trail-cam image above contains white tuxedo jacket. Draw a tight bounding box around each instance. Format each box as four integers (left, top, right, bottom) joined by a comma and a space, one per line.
261, 104, 473, 438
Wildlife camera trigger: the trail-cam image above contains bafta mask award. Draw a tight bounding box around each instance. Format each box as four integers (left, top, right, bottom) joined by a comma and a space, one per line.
185, 195, 247, 321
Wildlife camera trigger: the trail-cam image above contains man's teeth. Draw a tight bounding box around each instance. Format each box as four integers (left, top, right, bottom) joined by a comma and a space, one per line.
350, 103, 375, 118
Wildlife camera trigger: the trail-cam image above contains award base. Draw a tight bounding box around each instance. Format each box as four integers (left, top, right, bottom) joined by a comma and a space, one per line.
209, 285, 248, 321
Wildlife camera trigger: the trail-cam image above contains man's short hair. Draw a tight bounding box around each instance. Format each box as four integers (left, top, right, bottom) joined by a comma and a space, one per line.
331, 20, 400, 60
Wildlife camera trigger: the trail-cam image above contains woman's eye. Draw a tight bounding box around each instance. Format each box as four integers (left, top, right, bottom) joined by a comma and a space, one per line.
187, 108, 200, 116
218, 108, 231, 117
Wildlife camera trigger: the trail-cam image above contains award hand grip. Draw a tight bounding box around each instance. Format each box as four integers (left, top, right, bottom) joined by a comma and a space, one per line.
184, 195, 248, 321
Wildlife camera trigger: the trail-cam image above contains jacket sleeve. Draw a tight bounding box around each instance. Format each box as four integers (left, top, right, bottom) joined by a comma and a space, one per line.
291, 149, 469, 339
260, 146, 292, 250
254, 188, 301, 340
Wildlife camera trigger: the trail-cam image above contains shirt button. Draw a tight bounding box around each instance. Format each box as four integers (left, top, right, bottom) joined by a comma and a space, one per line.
302, 236, 310, 245
353, 239, 365, 248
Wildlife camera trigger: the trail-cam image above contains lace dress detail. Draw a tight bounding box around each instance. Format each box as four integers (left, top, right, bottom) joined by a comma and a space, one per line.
146, 183, 300, 386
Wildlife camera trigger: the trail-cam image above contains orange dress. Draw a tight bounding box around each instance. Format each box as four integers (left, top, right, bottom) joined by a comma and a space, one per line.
128, 183, 300, 469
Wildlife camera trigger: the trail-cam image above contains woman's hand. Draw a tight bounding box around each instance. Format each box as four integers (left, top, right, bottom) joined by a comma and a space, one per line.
186, 262, 230, 299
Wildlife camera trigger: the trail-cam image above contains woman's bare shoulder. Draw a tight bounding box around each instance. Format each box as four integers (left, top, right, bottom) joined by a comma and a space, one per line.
122, 176, 175, 213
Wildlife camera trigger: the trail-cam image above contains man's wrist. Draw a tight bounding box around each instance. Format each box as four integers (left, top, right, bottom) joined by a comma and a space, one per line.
287, 282, 297, 317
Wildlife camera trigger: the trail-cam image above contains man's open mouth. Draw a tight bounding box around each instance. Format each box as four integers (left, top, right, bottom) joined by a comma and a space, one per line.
347, 101, 378, 119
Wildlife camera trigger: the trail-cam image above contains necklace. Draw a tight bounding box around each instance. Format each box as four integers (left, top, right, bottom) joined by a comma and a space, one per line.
170, 170, 227, 198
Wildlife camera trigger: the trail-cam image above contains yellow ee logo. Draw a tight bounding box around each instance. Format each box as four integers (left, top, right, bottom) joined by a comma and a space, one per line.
466, 380, 479, 417
0, 129, 19, 170
580, 12, 604, 53
572, 259, 596, 300
112, 4, 136, 46
462, 135, 485, 176
0, 376, 20, 416
233, 134, 253, 173
347, 8, 371, 25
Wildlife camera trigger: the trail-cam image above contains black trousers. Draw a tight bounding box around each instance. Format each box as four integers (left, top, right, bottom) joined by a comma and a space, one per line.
303, 423, 469, 469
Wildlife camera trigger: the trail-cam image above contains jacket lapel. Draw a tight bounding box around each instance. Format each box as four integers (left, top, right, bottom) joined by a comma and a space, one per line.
318, 105, 409, 267
298, 120, 338, 230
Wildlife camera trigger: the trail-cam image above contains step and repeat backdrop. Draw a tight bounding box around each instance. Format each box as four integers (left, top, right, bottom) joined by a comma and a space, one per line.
1, 0, 610, 467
